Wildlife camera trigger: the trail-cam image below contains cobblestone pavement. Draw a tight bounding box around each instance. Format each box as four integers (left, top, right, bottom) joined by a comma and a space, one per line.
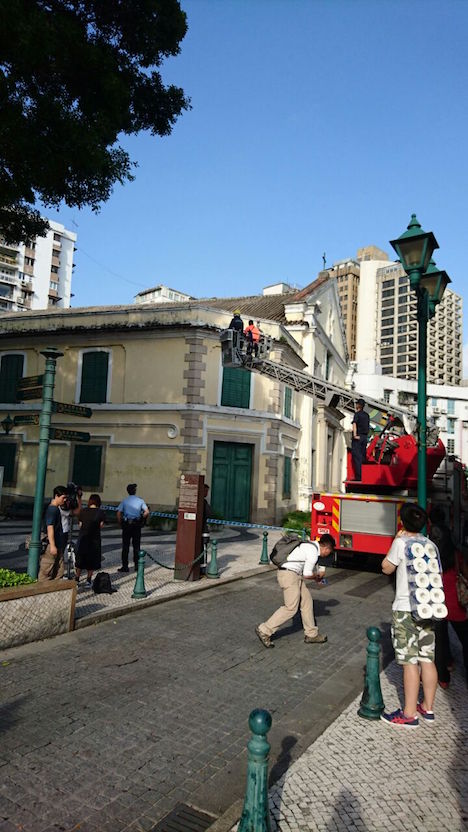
0, 563, 397, 832
264, 638, 467, 832
0, 520, 284, 624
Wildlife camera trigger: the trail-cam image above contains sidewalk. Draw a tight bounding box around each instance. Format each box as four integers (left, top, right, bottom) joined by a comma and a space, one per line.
257, 641, 467, 832
74, 526, 284, 626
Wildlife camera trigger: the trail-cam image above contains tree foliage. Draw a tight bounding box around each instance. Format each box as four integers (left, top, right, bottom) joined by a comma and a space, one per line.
0, 0, 190, 242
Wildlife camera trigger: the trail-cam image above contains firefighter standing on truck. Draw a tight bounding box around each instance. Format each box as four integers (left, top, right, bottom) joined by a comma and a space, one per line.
351, 397, 370, 481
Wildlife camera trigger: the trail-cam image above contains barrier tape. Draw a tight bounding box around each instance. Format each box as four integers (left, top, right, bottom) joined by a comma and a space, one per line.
100, 505, 300, 534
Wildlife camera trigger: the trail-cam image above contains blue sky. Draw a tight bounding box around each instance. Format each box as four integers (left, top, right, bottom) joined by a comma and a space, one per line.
51, 0, 468, 371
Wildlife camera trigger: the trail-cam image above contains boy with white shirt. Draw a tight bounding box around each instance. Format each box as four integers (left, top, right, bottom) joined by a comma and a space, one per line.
381, 503, 438, 728
256, 533, 335, 648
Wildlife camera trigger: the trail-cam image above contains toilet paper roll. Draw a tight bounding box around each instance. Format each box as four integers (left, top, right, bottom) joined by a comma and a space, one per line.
428, 558, 440, 574
424, 542, 437, 558
414, 573, 430, 588
429, 587, 445, 604
413, 557, 428, 573
416, 603, 433, 619
430, 573, 442, 589
415, 587, 430, 604
432, 603, 448, 619
410, 542, 425, 558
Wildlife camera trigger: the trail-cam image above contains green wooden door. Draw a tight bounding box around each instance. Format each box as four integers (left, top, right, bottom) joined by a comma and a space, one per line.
212, 441, 253, 523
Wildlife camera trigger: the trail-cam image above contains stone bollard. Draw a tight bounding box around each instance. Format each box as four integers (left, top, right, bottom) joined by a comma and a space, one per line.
259, 531, 269, 565
238, 709, 272, 832
131, 550, 148, 599
206, 539, 220, 579
357, 626, 385, 720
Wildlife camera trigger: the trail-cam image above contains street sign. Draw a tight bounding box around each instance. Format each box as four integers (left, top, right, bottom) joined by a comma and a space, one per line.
17, 386, 43, 401
51, 401, 93, 418
17, 374, 44, 389
49, 428, 90, 443
13, 414, 40, 426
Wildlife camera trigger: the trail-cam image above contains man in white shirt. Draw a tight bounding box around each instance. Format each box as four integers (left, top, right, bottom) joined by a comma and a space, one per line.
256, 534, 335, 648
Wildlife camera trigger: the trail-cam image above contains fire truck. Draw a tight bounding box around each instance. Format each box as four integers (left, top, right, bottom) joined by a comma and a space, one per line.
221, 328, 468, 560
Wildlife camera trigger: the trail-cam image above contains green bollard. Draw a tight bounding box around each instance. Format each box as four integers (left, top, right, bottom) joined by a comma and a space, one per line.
238, 709, 272, 832
206, 539, 220, 579
301, 527, 307, 540
358, 626, 385, 720
259, 531, 269, 565
131, 550, 147, 599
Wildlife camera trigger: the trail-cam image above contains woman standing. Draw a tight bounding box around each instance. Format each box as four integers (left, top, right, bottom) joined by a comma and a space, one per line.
75, 494, 106, 586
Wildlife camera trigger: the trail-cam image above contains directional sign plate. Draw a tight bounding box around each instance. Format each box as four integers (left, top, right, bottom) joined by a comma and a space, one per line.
16, 386, 43, 401
50, 428, 90, 443
52, 401, 93, 418
17, 374, 44, 389
13, 414, 40, 426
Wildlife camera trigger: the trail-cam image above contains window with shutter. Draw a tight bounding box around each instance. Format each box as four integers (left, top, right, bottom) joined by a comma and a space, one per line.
221, 367, 251, 408
0, 442, 17, 485
79, 352, 109, 403
284, 386, 292, 418
0, 354, 24, 402
283, 456, 291, 499
72, 444, 103, 490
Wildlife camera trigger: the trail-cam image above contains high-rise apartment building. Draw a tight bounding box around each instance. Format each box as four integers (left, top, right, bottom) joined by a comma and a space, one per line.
0, 220, 76, 312
375, 261, 462, 385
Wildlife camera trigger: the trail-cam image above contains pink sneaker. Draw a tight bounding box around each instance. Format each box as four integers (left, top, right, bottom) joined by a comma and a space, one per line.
417, 703, 435, 723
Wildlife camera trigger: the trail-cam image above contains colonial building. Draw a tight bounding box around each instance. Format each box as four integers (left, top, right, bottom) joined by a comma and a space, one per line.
0, 277, 348, 523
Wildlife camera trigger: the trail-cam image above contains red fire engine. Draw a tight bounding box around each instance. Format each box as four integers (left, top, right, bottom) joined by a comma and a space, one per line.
220, 327, 468, 559
311, 416, 468, 560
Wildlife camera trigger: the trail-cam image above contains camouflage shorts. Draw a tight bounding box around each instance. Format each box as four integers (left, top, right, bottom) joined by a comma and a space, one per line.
391, 611, 435, 665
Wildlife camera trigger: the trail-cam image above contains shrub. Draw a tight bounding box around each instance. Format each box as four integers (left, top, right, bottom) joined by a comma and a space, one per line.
0, 568, 36, 589
281, 510, 311, 533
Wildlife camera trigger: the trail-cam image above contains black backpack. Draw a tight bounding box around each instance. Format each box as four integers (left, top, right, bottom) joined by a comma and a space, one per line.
93, 572, 117, 594
270, 534, 303, 567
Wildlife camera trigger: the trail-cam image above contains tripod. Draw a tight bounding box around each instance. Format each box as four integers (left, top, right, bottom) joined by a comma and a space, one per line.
64, 515, 76, 580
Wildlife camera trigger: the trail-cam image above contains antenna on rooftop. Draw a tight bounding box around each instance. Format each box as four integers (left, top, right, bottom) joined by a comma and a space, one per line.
322, 252, 327, 269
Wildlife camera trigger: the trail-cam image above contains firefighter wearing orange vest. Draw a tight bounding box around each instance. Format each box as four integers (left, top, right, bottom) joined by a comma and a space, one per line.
244, 319, 261, 356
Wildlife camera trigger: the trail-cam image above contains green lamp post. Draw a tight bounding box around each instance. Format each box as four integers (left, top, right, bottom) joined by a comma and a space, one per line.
27, 348, 64, 578
390, 216, 450, 511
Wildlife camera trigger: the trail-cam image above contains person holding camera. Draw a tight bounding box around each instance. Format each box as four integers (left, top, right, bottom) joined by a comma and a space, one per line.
116, 483, 149, 572
38, 485, 68, 581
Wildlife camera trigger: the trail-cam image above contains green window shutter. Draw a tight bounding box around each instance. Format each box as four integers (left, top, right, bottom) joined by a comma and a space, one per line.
80, 352, 109, 403
72, 445, 103, 490
221, 367, 251, 408
283, 456, 291, 499
0, 442, 17, 485
0, 354, 24, 403
284, 386, 292, 418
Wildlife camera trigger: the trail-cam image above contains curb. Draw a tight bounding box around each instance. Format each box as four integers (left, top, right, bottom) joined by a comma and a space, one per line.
74, 563, 276, 630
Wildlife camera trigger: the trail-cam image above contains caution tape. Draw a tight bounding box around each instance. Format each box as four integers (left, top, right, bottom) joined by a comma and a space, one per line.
100, 505, 299, 535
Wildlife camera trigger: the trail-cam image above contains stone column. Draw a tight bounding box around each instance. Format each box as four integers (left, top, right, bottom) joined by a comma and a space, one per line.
179, 334, 207, 474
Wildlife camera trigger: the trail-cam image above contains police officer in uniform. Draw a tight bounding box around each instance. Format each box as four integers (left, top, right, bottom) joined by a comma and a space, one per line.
117, 483, 149, 572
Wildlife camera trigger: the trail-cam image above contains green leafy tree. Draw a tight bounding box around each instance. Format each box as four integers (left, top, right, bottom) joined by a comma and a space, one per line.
0, 0, 190, 242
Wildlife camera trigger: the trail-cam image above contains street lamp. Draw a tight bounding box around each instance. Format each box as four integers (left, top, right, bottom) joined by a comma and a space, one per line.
1, 414, 14, 435
390, 215, 450, 512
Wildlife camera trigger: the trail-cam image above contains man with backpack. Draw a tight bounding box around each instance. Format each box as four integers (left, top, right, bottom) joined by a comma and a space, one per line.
255, 533, 335, 648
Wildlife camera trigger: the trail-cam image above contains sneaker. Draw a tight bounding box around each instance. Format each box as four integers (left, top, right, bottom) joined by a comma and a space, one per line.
304, 633, 327, 643
417, 703, 435, 723
117, 566, 129, 573
255, 625, 274, 648
86, 578, 93, 586
381, 708, 419, 728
